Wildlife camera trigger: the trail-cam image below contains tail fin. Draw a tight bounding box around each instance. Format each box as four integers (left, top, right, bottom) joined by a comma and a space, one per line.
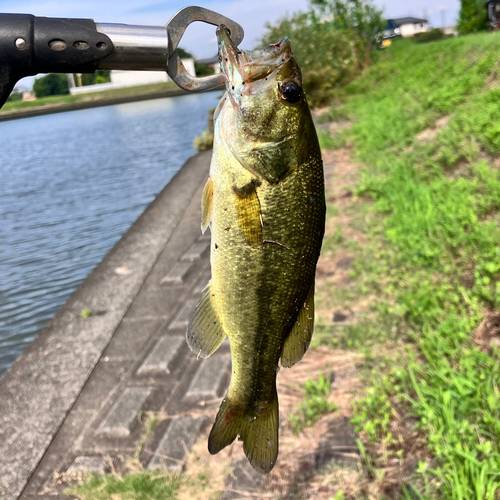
208, 391, 279, 474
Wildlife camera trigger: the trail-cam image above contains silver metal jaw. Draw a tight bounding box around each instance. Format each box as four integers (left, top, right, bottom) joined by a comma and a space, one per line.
96, 6, 244, 92
95, 24, 168, 72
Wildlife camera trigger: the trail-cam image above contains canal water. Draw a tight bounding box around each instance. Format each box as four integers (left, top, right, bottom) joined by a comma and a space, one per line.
0, 91, 219, 376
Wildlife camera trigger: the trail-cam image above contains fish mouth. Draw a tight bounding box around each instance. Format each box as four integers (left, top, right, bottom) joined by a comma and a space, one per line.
217, 24, 293, 99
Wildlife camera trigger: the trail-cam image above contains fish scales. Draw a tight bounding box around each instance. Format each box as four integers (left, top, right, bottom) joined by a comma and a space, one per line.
186, 25, 325, 474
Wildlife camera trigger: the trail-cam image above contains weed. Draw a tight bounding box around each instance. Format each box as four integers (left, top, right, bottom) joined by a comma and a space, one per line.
134, 413, 159, 460
289, 371, 338, 434
66, 471, 182, 500
320, 33, 500, 498
80, 308, 92, 318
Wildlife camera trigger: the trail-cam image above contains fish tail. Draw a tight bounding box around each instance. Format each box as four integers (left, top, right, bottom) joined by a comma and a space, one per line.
208, 389, 279, 474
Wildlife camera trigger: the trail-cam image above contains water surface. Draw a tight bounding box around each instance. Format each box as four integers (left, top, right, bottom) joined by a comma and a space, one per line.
0, 92, 218, 375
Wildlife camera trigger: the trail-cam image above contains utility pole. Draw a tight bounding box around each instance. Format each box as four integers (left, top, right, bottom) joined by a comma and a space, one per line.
440, 6, 446, 28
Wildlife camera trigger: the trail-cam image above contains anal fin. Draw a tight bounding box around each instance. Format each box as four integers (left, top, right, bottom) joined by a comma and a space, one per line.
186, 281, 226, 358
201, 177, 213, 234
281, 282, 315, 368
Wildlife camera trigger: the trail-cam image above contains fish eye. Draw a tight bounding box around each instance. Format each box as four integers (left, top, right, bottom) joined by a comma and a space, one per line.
279, 81, 302, 104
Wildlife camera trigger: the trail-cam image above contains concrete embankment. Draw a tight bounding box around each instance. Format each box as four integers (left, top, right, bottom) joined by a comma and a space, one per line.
0, 88, 188, 122
0, 150, 232, 499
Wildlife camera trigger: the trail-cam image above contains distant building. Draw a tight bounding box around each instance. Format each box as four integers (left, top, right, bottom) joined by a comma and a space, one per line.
486, 1, 500, 28
195, 55, 221, 75
22, 92, 36, 102
10, 85, 35, 101
69, 59, 196, 95
385, 17, 429, 38
442, 26, 458, 36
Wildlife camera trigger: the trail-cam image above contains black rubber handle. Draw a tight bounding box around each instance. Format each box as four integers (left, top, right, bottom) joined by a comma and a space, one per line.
0, 13, 113, 107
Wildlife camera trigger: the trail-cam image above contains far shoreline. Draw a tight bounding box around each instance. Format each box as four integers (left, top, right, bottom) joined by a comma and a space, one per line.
0, 88, 192, 122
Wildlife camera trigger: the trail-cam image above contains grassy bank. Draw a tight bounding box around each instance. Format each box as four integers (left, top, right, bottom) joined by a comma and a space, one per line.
316, 33, 500, 498
1, 81, 182, 115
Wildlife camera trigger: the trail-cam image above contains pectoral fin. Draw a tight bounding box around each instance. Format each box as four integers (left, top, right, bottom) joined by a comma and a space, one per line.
281, 283, 315, 368
233, 180, 262, 247
186, 281, 226, 358
201, 177, 213, 234
241, 136, 296, 184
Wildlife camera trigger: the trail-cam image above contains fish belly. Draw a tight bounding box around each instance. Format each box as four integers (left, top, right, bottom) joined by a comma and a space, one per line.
209, 141, 325, 403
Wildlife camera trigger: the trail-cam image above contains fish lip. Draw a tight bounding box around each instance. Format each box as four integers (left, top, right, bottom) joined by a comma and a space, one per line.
217, 25, 242, 91
217, 25, 293, 93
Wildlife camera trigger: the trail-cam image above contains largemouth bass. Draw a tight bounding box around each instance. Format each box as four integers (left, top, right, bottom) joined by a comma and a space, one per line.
187, 26, 325, 474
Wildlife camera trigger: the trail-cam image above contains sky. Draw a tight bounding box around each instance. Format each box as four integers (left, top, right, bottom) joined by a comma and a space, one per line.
3, 0, 460, 88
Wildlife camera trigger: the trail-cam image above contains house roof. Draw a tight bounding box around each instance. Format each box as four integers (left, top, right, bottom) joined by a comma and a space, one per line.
195, 55, 219, 65
387, 17, 428, 26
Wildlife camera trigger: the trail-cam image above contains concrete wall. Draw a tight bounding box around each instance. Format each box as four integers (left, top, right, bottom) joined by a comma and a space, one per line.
111, 70, 168, 86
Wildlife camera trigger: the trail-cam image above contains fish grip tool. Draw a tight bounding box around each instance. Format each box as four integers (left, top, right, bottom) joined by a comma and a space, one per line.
0, 6, 244, 107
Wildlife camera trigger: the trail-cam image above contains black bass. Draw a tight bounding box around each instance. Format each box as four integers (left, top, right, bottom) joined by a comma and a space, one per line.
187, 26, 325, 473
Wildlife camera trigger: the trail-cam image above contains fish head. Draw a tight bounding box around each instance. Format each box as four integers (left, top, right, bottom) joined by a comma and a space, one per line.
216, 25, 317, 182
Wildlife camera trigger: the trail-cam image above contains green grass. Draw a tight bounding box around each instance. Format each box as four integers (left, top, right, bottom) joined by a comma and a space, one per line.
66, 471, 181, 500
1, 81, 180, 113
289, 371, 338, 434
321, 34, 500, 498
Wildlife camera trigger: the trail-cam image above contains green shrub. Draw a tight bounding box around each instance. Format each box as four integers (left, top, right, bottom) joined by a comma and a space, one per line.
194, 62, 215, 77
261, 0, 384, 106
7, 92, 23, 102
458, 0, 488, 34
33, 74, 69, 98
289, 371, 338, 434
414, 28, 447, 43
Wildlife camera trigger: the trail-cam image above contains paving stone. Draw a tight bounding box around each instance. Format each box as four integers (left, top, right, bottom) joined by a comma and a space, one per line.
0, 151, 212, 500
160, 262, 193, 285
333, 310, 349, 322
316, 416, 359, 470
97, 387, 152, 438
102, 319, 164, 361
198, 232, 211, 241
193, 269, 211, 295
137, 336, 184, 376
336, 256, 353, 269
67, 456, 110, 474
148, 416, 208, 471
168, 299, 198, 330
221, 458, 266, 500
72, 361, 129, 412
185, 355, 231, 402
180, 240, 210, 262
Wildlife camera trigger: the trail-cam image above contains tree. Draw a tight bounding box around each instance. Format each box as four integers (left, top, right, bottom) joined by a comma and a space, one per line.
458, 0, 488, 34
194, 62, 215, 77
261, 0, 384, 106
79, 70, 111, 86
311, 0, 385, 66
33, 74, 69, 98
176, 47, 193, 59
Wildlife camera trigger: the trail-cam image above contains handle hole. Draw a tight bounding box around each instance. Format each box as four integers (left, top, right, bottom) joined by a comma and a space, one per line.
73, 41, 89, 50
48, 39, 67, 51
96, 42, 107, 50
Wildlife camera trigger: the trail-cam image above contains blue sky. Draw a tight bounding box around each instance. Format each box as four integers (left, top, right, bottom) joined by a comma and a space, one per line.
4, 0, 459, 87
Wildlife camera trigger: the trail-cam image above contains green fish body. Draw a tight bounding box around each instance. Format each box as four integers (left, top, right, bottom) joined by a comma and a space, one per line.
187, 27, 325, 474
